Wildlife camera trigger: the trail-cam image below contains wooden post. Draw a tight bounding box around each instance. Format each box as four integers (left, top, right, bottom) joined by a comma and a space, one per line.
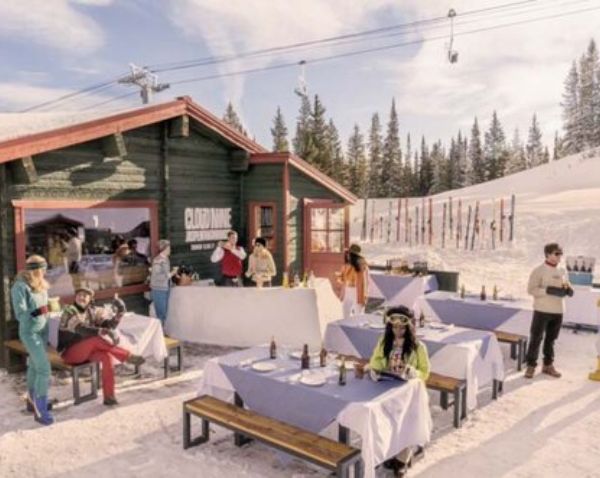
396, 198, 401, 243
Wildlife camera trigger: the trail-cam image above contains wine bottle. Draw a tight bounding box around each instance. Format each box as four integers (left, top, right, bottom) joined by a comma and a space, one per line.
302, 271, 308, 287
319, 345, 327, 367
460, 284, 466, 299
492, 285, 498, 301
419, 312, 425, 328
301, 344, 310, 370
269, 336, 277, 360
282, 272, 289, 288
480, 285, 487, 301
338, 358, 347, 386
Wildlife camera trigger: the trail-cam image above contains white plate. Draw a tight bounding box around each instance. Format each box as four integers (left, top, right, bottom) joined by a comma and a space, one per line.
299, 374, 327, 387
368, 322, 386, 329
428, 323, 446, 330
251, 361, 278, 373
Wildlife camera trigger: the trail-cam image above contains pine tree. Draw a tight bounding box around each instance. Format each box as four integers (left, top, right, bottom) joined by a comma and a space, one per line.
506, 128, 528, 174
310, 95, 333, 175
561, 61, 583, 155
430, 140, 448, 194
542, 146, 550, 164
270, 107, 289, 152
468, 117, 485, 184
454, 130, 467, 188
526, 114, 544, 167
382, 99, 402, 196
401, 133, 413, 196
579, 40, 600, 149
553, 131, 565, 160
483, 111, 507, 180
223, 101, 247, 136
367, 113, 384, 197
293, 94, 317, 162
419, 136, 434, 195
346, 124, 368, 197
327, 120, 347, 187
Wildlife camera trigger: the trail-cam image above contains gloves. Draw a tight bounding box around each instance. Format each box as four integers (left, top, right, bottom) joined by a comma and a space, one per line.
101, 329, 120, 346
566, 286, 574, 297
31, 305, 49, 317
369, 368, 380, 382
546, 286, 567, 298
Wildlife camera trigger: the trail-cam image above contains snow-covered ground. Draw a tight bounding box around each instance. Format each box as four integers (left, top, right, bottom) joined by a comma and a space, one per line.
2, 150, 600, 477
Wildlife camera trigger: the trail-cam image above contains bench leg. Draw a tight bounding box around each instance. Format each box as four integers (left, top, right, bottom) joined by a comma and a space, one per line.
510, 342, 517, 360
440, 391, 449, 410
233, 393, 253, 447
336, 461, 350, 478
182, 407, 209, 449
164, 345, 183, 379
517, 340, 525, 372
461, 386, 468, 421
453, 388, 462, 428
338, 425, 350, 445
72, 363, 98, 405
492, 379, 503, 400
353, 458, 364, 478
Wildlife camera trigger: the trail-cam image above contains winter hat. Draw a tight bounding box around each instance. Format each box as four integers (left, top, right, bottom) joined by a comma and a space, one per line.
158, 239, 171, 252
75, 287, 95, 298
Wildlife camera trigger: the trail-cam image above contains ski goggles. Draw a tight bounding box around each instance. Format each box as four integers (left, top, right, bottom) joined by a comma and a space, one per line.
385, 313, 412, 325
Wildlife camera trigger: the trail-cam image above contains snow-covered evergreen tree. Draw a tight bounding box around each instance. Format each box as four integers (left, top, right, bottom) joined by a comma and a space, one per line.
270, 107, 289, 152
311, 95, 332, 175
553, 131, 565, 160
293, 94, 317, 162
526, 114, 544, 167
561, 61, 583, 155
430, 140, 448, 194
367, 113, 384, 197
347, 124, 368, 197
223, 101, 247, 136
579, 39, 599, 149
468, 117, 485, 184
419, 136, 434, 195
506, 128, 527, 174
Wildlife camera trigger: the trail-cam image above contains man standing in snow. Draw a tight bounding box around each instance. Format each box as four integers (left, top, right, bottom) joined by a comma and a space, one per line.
210, 230, 246, 286
524, 243, 573, 379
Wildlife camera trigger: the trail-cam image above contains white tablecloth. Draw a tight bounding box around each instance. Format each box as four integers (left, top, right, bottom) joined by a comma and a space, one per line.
166, 278, 342, 349
47, 312, 167, 361
200, 346, 431, 478
564, 286, 600, 328
324, 315, 504, 410
368, 273, 438, 308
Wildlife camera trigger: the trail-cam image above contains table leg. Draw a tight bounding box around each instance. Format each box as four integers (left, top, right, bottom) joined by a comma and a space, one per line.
338, 425, 350, 445
233, 393, 252, 447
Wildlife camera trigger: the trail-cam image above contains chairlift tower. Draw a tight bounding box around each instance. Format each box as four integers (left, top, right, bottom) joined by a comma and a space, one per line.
294, 60, 308, 97
119, 64, 170, 104
447, 9, 459, 64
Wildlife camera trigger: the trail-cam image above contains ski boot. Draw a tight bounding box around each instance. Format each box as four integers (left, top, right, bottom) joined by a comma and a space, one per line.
33, 396, 54, 426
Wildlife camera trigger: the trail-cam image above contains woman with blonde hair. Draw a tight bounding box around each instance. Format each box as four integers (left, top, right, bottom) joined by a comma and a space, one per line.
10, 255, 54, 425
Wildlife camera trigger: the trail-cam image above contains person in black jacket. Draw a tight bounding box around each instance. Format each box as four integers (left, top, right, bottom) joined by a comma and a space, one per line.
58, 287, 144, 405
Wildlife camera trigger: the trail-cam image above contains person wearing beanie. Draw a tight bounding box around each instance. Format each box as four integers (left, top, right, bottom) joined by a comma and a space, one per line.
150, 239, 177, 327
524, 243, 573, 379
336, 243, 369, 319
10, 255, 54, 425
59, 288, 144, 406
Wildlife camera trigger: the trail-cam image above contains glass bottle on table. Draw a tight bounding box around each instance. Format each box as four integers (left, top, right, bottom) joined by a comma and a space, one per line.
338, 358, 347, 386
282, 272, 289, 288
269, 336, 277, 360
492, 285, 498, 301
480, 285, 487, 301
460, 284, 466, 299
302, 271, 308, 287
293, 272, 300, 288
301, 344, 310, 370
319, 345, 327, 367
419, 312, 425, 328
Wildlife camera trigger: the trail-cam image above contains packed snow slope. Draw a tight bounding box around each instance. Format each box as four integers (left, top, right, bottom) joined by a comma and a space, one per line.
351, 150, 600, 296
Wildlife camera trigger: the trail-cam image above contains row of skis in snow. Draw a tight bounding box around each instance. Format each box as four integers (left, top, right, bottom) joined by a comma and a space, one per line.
360, 195, 516, 250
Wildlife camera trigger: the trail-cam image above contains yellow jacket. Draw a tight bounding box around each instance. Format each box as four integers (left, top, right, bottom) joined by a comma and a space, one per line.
369, 336, 431, 381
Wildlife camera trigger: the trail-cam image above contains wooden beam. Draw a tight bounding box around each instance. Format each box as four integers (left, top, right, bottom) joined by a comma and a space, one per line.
102, 132, 127, 158
9, 156, 38, 184
169, 115, 189, 138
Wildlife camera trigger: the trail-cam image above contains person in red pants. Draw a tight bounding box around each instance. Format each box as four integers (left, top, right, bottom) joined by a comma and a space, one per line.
58, 287, 144, 406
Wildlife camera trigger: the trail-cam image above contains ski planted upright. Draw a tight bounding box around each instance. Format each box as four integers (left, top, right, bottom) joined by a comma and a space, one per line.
442, 202, 447, 248
499, 197, 505, 243
456, 199, 462, 248
421, 197, 426, 245
509, 194, 516, 241
470, 201, 480, 251
428, 197, 433, 246
415, 205, 419, 245
369, 200, 375, 242
490, 198, 496, 250
387, 201, 393, 243
405, 198, 410, 243
465, 204, 472, 250
396, 198, 402, 243
449, 196, 453, 238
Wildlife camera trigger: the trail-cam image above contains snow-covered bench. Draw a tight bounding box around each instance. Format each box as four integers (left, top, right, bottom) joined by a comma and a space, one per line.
183, 395, 364, 477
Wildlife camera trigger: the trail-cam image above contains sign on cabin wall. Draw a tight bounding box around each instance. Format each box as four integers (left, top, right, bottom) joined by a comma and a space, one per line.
184, 207, 231, 251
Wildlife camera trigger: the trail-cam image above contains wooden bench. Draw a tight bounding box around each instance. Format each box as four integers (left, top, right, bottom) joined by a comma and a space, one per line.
183, 395, 363, 477
494, 330, 527, 372
426, 372, 467, 428
4, 339, 99, 405
133, 337, 183, 378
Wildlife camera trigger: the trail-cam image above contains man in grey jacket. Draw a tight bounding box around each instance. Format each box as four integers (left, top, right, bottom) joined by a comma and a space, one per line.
525, 243, 573, 379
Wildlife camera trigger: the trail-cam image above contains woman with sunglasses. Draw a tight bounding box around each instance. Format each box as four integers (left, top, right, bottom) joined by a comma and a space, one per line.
368, 305, 430, 476
525, 242, 573, 379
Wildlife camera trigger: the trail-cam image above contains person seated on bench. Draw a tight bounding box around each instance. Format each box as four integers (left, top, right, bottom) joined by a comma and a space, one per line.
58, 287, 145, 406
10, 255, 54, 426
368, 306, 430, 477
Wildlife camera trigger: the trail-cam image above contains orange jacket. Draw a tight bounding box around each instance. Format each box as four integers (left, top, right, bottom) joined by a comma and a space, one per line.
338, 262, 369, 305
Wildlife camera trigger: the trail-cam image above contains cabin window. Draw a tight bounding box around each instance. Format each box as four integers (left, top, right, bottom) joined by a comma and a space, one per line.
13, 200, 158, 300
310, 207, 344, 253
249, 202, 276, 250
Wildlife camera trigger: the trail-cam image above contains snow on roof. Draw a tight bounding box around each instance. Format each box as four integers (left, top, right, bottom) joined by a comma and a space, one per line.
0, 103, 151, 143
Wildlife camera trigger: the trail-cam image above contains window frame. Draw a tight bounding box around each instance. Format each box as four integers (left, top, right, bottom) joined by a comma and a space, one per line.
13, 199, 159, 302
247, 201, 277, 251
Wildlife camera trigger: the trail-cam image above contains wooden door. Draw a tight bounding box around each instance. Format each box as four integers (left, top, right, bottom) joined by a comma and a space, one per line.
303, 200, 349, 290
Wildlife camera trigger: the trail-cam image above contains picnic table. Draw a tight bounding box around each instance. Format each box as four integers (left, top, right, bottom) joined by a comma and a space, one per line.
324, 314, 504, 410
200, 345, 432, 478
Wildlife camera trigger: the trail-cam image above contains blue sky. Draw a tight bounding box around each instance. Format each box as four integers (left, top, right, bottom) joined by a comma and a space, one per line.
1, 0, 599, 151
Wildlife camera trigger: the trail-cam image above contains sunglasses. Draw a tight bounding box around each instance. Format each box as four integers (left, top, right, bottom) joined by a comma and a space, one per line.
386, 313, 412, 325
552, 252, 563, 256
